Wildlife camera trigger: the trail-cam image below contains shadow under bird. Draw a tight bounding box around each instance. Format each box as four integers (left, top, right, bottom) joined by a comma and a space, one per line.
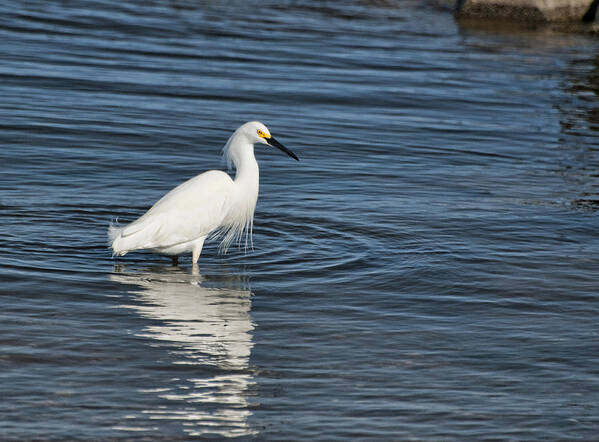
108, 121, 299, 265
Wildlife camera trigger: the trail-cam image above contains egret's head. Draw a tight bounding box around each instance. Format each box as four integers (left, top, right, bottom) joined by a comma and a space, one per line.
242, 121, 299, 161
243, 121, 271, 145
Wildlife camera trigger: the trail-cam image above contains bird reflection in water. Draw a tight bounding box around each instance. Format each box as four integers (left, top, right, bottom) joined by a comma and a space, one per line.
110, 264, 256, 438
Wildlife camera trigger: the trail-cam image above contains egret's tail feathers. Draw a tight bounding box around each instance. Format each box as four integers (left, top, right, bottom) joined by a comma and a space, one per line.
108, 221, 121, 243
108, 221, 128, 257
109, 217, 166, 257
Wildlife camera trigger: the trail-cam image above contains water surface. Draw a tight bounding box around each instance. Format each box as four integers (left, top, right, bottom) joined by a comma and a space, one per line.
1, 1, 599, 440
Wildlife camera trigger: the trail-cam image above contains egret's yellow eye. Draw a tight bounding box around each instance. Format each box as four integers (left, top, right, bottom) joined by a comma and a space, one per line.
257, 129, 270, 139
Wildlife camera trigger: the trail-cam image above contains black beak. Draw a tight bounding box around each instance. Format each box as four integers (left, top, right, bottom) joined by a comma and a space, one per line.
267, 136, 299, 161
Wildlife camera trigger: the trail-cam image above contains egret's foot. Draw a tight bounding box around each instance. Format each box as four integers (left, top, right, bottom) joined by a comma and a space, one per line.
171, 255, 179, 266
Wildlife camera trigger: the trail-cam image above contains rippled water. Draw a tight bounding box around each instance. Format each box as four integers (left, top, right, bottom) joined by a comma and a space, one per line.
1, 1, 599, 440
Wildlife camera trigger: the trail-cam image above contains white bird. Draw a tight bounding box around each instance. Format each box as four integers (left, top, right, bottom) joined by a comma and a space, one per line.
108, 121, 298, 265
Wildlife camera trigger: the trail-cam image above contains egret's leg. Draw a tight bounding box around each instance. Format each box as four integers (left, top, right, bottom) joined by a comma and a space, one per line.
192, 237, 205, 264
171, 255, 179, 266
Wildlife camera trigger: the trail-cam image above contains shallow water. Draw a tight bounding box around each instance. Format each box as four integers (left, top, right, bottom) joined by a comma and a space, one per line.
1, 1, 599, 440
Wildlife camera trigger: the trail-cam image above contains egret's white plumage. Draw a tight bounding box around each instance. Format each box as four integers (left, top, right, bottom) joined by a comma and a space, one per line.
108, 121, 298, 264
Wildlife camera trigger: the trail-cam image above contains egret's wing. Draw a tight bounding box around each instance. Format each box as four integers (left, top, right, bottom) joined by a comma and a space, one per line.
117, 170, 234, 251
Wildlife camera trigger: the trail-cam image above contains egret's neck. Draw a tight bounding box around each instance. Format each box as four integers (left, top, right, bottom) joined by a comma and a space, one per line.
219, 134, 260, 253
231, 139, 259, 185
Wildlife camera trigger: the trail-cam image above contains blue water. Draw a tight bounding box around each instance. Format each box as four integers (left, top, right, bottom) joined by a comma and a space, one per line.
1, 1, 599, 439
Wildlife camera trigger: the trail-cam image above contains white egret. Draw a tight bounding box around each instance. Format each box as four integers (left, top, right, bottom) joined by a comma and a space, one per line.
108, 121, 298, 265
